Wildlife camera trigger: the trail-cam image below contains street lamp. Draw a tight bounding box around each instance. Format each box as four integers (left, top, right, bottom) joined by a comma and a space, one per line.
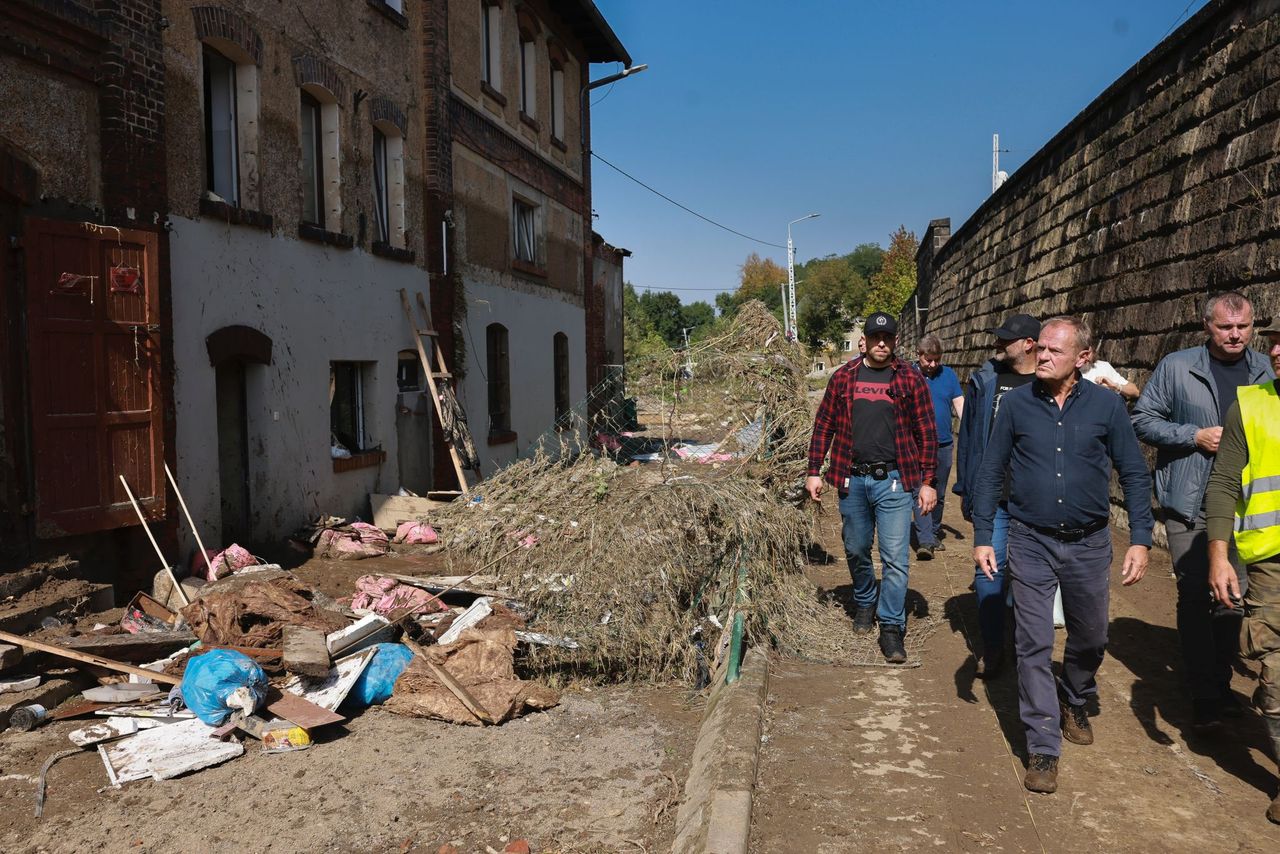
581, 64, 649, 148
787, 213, 820, 340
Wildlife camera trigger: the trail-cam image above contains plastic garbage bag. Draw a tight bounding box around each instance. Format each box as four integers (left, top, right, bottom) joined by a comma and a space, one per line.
343, 643, 414, 709
180, 649, 267, 725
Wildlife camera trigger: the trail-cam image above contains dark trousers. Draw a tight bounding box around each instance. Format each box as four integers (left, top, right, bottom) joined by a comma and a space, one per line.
1008, 519, 1113, 757
1165, 512, 1247, 701
912, 442, 953, 547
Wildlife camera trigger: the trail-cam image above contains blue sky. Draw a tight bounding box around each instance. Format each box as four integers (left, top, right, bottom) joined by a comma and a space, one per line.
588, 1, 1210, 306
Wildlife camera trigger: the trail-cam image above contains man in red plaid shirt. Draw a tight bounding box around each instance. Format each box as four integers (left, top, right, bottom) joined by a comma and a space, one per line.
806, 311, 939, 663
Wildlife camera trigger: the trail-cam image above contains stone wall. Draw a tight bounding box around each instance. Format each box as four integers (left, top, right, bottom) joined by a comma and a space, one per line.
903, 0, 1280, 378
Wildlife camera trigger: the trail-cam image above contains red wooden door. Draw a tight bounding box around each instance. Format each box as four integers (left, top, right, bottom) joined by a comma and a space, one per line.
24, 218, 165, 536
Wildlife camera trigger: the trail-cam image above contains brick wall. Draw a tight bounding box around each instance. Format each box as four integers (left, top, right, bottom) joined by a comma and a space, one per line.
902, 0, 1280, 535
903, 0, 1280, 377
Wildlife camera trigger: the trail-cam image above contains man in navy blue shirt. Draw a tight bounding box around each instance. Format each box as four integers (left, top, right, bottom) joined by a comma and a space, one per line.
972, 316, 1153, 795
913, 334, 964, 560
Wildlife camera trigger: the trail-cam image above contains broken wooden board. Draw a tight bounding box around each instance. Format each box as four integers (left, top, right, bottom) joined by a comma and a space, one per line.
69, 716, 140, 746
262, 689, 345, 729
0, 628, 183, 685
51, 701, 117, 721
61, 629, 195, 663
380, 573, 507, 599
279, 646, 375, 712
437, 597, 493, 646
83, 683, 166, 703
94, 701, 194, 722
283, 626, 330, 677
124, 591, 181, 626
370, 493, 452, 530
326, 614, 395, 658
100, 717, 242, 784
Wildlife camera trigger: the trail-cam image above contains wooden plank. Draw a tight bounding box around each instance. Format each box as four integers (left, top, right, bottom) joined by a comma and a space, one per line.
100, 717, 243, 784
82, 683, 165, 703
282, 626, 330, 678
401, 637, 495, 725
369, 493, 451, 530
326, 614, 394, 657
279, 647, 375, 712
0, 628, 182, 685
69, 717, 140, 746
51, 700, 116, 720
63, 629, 195, 662
437, 597, 494, 645
262, 689, 345, 729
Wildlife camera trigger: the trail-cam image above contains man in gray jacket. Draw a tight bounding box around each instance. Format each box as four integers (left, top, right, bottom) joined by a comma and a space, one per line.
1132, 291, 1276, 727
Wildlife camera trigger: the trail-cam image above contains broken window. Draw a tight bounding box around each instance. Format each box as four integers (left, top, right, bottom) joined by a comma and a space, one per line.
330, 361, 371, 452
203, 45, 239, 204
553, 332, 569, 421
487, 323, 511, 436
513, 197, 537, 263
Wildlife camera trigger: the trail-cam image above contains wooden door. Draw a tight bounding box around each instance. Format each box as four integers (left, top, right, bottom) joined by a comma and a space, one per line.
24, 218, 165, 536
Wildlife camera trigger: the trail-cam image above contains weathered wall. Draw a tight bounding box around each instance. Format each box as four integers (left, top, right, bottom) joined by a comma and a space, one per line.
169, 215, 424, 551
904, 0, 1280, 381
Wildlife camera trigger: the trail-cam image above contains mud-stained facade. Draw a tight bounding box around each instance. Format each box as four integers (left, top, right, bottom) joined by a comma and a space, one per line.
442, 0, 629, 473
161, 0, 433, 550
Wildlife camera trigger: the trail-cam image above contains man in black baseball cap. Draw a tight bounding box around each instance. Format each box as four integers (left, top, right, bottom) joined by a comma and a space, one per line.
865, 311, 898, 336
954, 312, 1041, 677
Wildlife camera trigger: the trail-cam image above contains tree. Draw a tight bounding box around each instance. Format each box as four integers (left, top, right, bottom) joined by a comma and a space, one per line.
681, 301, 715, 337
796, 256, 867, 348
623, 283, 668, 363
846, 243, 885, 281
863, 226, 919, 316
637, 290, 686, 347
717, 252, 788, 320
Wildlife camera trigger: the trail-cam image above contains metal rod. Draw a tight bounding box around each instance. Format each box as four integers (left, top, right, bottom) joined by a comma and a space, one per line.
119, 475, 190, 607
164, 462, 215, 582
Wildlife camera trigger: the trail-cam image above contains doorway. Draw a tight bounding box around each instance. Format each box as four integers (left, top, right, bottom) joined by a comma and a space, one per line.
215, 360, 250, 544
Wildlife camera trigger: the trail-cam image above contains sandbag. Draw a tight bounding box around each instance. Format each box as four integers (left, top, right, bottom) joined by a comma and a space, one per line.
315, 522, 389, 560
180, 649, 267, 725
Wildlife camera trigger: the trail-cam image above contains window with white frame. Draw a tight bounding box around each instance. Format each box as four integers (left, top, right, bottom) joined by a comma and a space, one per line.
519, 36, 536, 116
203, 45, 239, 204
481, 2, 501, 89
549, 61, 565, 140
512, 197, 537, 264
843, 338, 854, 352
372, 124, 405, 247
300, 86, 340, 230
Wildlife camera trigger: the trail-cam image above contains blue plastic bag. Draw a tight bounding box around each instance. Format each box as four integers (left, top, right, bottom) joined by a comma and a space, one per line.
180, 649, 268, 725
343, 643, 414, 710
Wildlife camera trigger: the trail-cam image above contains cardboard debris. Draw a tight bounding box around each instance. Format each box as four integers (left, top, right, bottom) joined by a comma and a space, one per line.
180, 576, 348, 649
99, 717, 243, 784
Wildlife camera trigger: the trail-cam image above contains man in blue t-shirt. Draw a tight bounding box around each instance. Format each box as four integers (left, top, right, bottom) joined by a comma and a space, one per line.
913, 334, 964, 559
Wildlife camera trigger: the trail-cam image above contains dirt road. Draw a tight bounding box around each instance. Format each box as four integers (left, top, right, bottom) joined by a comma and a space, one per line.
751, 499, 1280, 853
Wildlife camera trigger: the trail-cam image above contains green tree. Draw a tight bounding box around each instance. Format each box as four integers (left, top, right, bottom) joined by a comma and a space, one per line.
863, 226, 918, 316
796, 256, 867, 348
681, 300, 716, 337
717, 252, 787, 320
637, 290, 687, 347
846, 243, 885, 281
623, 283, 668, 363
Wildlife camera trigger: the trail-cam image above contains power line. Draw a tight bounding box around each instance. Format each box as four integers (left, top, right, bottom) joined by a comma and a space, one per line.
1162, 0, 1197, 39
591, 151, 787, 249
632, 284, 734, 293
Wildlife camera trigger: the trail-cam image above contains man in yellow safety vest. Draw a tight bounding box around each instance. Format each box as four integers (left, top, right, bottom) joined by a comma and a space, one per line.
1208, 321, 1280, 824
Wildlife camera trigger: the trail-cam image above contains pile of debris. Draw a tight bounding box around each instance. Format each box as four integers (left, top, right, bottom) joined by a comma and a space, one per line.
0, 553, 559, 815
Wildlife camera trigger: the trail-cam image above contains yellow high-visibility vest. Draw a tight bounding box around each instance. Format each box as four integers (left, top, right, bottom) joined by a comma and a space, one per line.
1235, 381, 1280, 564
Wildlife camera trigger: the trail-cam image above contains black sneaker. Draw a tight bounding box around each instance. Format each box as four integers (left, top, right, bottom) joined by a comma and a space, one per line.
1192, 698, 1223, 730
1024, 753, 1059, 793
879, 625, 907, 664
852, 605, 876, 635
934, 542, 947, 552
916, 545, 935, 560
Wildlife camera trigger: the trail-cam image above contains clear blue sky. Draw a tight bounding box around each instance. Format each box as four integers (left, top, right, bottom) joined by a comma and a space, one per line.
588, 0, 1209, 307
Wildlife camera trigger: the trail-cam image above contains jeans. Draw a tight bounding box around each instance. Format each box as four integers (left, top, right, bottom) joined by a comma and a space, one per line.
974, 504, 1011, 656
1008, 519, 1113, 757
839, 469, 914, 629
912, 442, 954, 547
1165, 512, 1247, 701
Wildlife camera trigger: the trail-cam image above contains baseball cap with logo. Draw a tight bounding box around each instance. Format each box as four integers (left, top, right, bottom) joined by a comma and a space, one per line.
988, 313, 1040, 341
865, 311, 898, 336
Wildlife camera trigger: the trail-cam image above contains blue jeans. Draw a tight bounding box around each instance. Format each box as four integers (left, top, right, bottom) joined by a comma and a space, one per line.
839, 469, 914, 630
974, 504, 1011, 655
912, 442, 953, 547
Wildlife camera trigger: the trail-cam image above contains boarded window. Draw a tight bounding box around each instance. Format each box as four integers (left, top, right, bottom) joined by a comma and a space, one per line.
553, 332, 569, 420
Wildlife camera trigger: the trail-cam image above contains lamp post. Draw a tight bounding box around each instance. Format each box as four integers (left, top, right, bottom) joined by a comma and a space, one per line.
786, 213, 820, 340
581, 64, 648, 149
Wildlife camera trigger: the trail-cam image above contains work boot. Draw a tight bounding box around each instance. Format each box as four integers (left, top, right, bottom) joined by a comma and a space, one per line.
1061, 701, 1093, 745
852, 605, 876, 635
1265, 717, 1280, 824
916, 544, 935, 561
1024, 753, 1058, 794
879, 625, 907, 664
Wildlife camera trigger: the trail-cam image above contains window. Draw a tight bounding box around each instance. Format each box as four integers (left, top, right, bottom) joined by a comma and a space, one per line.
513, 198, 536, 263
553, 332, 569, 420
843, 338, 854, 352
396, 351, 421, 392
486, 323, 511, 436
330, 362, 369, 451
549, 62, 565, 140
519, 37, 536, 117
203, 45, 239, 204
372, 123, 406, 248
481, 3, 501, 89
300, 91, 324, 225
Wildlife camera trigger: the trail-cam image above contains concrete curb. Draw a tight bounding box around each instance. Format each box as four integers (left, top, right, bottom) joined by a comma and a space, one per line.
671, 647, 770, 854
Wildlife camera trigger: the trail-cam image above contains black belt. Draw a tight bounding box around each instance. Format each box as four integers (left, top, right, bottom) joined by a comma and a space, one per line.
850, 460, 896, 480
1027, 518, 1108, 543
